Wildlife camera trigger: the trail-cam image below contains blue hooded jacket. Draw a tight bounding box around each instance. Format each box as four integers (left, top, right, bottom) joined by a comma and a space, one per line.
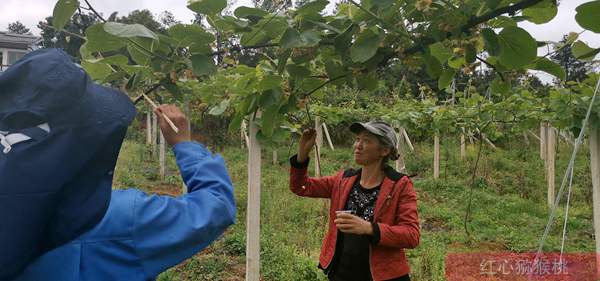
13, 141, 237, 281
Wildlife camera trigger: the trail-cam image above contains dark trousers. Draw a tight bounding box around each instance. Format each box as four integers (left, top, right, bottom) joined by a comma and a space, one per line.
328, 274, 410, 281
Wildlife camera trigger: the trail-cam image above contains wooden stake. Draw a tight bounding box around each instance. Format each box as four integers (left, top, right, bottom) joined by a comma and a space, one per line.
434, 134, 440, 179
246, 114, 261, 281
402, 128, 415, 152
152, 111, 158, 156
589, 126, 600, 277
528, 130, 541, 141
395, 129, 406, 172
547, 127, 556, 208
315, 117, 323, 177
322, 122, 335, 150
146, 109, 152, 145
541, 122, 548, 161
272, 150, 278, 165
159, 131, 166, 181
523, 132, 530, 146
241, 120, 247, 149
476, 128, 497, 150
460, 131, 466, 160
182, 101, 191, 194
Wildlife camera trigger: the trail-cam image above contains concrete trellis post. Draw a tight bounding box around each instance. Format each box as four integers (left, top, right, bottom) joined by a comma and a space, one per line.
589, 126, 600, 277
246, 114, 261, 281
434, 134, 440, 179
152, 111, 158, 156
546, 127, 556, 207
314, 117, 323, 177
322, 122, 335, 150
146, 109, 152, 145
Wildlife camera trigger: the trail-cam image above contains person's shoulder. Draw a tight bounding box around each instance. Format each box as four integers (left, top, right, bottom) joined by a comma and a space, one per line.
342, 168, 360, 178
75, 189, 142, 241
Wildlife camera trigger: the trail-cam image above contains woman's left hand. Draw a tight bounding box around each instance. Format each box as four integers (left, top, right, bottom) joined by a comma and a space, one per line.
334, 212, 374, 235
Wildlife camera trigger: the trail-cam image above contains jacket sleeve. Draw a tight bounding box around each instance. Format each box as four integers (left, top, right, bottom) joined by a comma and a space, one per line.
131, 141, 236, 277
289, 154, 339, 199
376, 177, 420, 249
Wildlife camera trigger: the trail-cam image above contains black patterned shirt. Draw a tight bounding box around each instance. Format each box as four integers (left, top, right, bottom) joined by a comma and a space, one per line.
329, 178, 381, 281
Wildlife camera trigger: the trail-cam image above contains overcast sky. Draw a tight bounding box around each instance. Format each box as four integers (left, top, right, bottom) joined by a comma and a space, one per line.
1, 0, 598, 55
2, 0, 598, 49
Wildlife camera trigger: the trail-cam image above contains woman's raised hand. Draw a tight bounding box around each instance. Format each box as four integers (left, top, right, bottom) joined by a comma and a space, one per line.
297, 128, 317, 162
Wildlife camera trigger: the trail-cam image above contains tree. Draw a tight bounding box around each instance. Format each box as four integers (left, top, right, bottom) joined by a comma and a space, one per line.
550, 35, 591, 83
159, 11, 179, 28
116, 10, 165, 33
7, 21, 31, 34
252, 0, 292, 12
38, 12, 99, 58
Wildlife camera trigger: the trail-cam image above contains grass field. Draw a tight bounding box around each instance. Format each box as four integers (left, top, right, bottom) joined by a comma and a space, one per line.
112, 133, 596, 281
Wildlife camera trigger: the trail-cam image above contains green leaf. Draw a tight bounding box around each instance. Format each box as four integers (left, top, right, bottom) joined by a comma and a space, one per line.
161, 79, 182, 99
350, 29, 382, 63
277, 50, 291, 74
356, 71, 378, 90
491, 77, 510, 95
81, 61, 112, 81
209, 99, 230, 115
228, 114, 243, 132
241, 29, 269, 46
337, 3, 369, 22
191, 54, 217, 76
296, 0, 329, 16
104, 22, 158, 40
307, 20, 342, 34
261, 104, 282, 137
279, 28, 321, 48
234, 6, 268, 20
84, 23, 127, 52
128, 37, 158, 66
571, 40, 600, 61
259, 89, 283, 108
258, 17, 288, 39
487, 16, 517, 28
85, 55, 129, 66
127, 43, 151, 66
324, 60, 346, 83
481, 28, 500, 56
497, 26, 537, 68
286, 64, 311, 78
52, 0, 78, 31
429, 42, 452, 63
465, 44, 477, 64
425, 55, 442, 78
258, 75, 283, 91
212, 15, 249, 31
575, 0, 600, 33
168, 24, 215, 46
523, 1, 557, 24
334, 24, 356, 52
438, 68, 456, 90
187, 0, 227, 15
448, 56, 465, 69
530, 57, 566, 80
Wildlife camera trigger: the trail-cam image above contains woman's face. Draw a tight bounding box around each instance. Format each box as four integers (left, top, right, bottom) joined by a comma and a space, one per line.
353, 131, 390, 166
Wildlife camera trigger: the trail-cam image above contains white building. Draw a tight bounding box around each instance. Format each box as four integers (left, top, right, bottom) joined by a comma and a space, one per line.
0, 31, 42, 71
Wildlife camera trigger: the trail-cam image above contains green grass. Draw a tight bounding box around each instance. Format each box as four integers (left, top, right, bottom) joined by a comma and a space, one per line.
113, 134, 596, 281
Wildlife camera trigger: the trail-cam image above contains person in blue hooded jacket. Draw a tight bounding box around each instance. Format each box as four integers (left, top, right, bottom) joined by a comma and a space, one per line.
0, 49, 236, 280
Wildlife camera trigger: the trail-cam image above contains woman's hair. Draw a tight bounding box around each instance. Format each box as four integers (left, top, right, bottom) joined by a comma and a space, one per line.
376, 135, 397, 165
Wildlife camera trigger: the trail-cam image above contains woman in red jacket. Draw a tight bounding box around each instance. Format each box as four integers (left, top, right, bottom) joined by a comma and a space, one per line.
289, 121, 420, 281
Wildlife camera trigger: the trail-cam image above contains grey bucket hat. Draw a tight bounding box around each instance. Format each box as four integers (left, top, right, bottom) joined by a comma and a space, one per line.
350, 121, 399, 160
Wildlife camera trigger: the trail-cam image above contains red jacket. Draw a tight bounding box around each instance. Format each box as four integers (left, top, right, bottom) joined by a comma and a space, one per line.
289, 156, 420, 281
